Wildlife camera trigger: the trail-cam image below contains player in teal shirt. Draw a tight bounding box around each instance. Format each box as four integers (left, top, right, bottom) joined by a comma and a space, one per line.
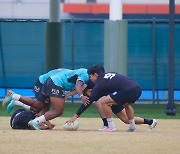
50, 68, 89, 91
3, 67, 93, 130
38, 68, 69, 84
34, 68, 69, 98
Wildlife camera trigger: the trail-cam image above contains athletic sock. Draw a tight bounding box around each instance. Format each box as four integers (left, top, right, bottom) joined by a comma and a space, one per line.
107, 118, 116, 128
32, 115, 46, 124
102, 118, 108, 127
144, 119, 153, 125
14, 100, 30, 111
129, 119, 136, 130
12, 94, 21, 101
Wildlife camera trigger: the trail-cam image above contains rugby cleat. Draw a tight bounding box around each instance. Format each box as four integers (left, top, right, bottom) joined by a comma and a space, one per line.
7, 100, 16, 113
103, 127, 117, 132
98, 126, 108, 131
28, 120, 40, 130
2, 91, 14, 107
148, 119, 158, 131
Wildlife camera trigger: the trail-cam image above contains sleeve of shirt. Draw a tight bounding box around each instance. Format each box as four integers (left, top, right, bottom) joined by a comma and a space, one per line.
76, 84, 101, 116
77, 73, 89, 84
76, 101, 93, 116
89, 85, 101, 102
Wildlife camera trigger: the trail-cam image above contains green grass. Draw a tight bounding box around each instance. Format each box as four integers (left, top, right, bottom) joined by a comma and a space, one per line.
0, 102, 180, 119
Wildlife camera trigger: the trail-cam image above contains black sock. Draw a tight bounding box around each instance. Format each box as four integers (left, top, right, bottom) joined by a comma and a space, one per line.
144, 119, 153, 125
102, 118, 108, 127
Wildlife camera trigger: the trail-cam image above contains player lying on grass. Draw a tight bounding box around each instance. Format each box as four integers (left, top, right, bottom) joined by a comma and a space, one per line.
10, 109, 55, 130
2, 68, 91, 130
68, 65, 157, 132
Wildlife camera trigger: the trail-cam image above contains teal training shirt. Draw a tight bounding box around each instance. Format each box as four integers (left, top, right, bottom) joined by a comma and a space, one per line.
38, 68, 69, 84
50, 68, 89, 91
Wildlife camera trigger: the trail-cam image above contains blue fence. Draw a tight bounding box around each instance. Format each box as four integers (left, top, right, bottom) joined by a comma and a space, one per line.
0, 19, 180, 101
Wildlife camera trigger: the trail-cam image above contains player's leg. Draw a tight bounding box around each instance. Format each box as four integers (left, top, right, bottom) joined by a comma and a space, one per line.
94, 101, 108, 131
112, 104, 136, 131
98, 96, 117, 132
123, 103, 137, 131
122, 87, 141, 131
2, 90, 44, 110
7, 100, 31, 113
28, 78, 65, 130
28, 97, 65, 130
44, 97, 65, 120
115, 107, 158, 130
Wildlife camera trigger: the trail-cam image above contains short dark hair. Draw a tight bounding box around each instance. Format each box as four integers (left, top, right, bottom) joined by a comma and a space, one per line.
87, 65, 105, 75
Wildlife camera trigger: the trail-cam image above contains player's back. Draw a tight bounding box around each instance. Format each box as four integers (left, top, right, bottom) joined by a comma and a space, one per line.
39, 68, 69, 84
97, 72, 140, 91
50, 68, 89, 91
70, 68, 89, 83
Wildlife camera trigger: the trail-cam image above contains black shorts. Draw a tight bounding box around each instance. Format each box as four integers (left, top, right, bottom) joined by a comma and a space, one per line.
10, 109, 36, 129
109, 86, 141, 105
111, 105, 124, 114
37, 78, 65, 103
33, 79, 43, 99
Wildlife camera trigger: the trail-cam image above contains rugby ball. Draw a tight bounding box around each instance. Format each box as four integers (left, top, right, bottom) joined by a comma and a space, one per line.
63, 121, 80, 131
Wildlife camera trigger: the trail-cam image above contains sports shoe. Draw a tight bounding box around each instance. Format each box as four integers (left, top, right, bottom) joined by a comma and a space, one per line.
28, 120, 40, 130
148, 119, 158, 131
127, 128, 138, 132
7, 100, 16, 113
2, 91, 14, 107
98, 126, 108, 131
103, 127, 117, 132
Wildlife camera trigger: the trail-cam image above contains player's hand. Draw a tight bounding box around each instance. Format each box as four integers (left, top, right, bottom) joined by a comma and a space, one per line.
81, 95, 90, 106
66, 115, 78, 124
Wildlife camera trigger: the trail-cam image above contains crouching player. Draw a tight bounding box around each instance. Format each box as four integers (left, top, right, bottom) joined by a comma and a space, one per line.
67, 80, 158, 132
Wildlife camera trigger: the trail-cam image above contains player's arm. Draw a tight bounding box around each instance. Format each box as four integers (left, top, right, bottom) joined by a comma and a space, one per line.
65, 90, 77, 101
75, 80, 90, 105
67, 87, 99, 123
67, 102, 93, 123
65, 84, 87, 101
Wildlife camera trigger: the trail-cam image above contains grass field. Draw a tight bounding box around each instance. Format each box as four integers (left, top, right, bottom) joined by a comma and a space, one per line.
0, 117, 180, 154
0, 103, 180, 154
1, 102, 180, 119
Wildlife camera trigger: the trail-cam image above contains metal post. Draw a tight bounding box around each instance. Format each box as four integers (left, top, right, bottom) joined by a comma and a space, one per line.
165, 0, 176, 116
45, 0, 64, 72
152, 18, 156, 104
71, 18, 75, 103
71, 18, 75, 70
152, 18, 159, 104
104, 0, 127, 75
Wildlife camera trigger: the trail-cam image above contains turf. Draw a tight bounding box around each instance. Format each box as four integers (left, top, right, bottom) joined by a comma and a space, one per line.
0, 102, 180, 119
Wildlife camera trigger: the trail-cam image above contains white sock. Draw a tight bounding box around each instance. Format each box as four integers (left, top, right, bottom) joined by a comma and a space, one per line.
129, 119, 136, 129
12, 94, 21, 101
14, 100, 30, 111
32, 115, 46, 124
107, 118, 116, 128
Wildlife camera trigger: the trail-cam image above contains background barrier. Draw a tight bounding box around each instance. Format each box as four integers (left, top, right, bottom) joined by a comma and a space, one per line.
0, 19, 180, 102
